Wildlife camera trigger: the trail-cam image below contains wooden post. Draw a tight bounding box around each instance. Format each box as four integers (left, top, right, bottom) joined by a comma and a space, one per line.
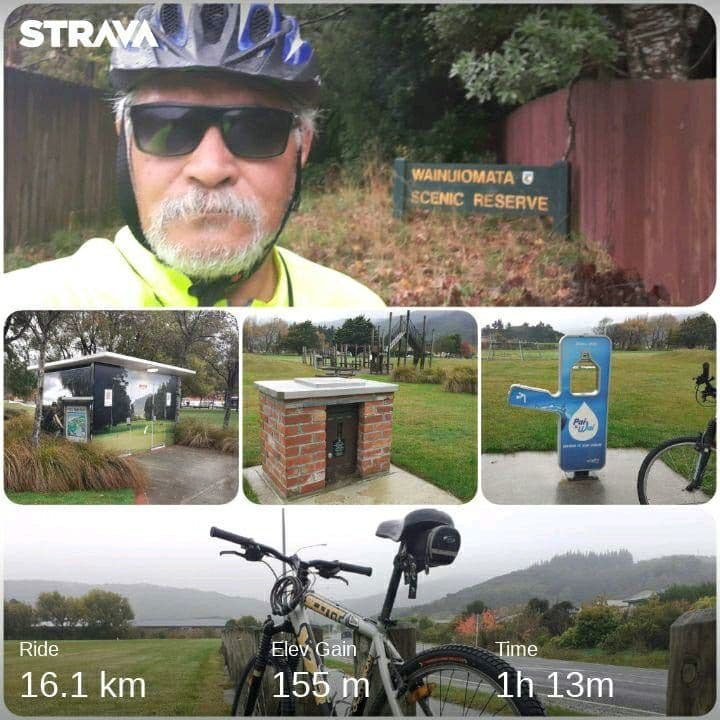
667, 608, 716, 716
403, 310, 411, 367
429, 329, 434, 368
420, 315, 427, 369
353, 624, 416, 715
386, 312, 393, 375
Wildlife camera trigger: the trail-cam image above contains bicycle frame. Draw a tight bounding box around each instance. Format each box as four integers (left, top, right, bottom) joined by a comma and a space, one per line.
284, 591, 405, 716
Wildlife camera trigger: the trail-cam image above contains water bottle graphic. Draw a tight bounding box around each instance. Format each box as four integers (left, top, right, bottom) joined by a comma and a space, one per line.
568, 402, 599, 441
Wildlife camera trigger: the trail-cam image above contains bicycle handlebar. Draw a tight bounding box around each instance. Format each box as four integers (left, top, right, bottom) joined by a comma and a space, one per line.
310, 559, 373, 577
210, 526, 292, 564
210, 527, 372, 577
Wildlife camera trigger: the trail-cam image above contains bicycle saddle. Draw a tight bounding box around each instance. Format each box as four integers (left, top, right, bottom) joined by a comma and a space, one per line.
376, 508, 454, 543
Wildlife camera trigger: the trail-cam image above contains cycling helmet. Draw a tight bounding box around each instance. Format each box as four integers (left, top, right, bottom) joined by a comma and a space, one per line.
110, 3, 320, 106
112, 3, 318, 304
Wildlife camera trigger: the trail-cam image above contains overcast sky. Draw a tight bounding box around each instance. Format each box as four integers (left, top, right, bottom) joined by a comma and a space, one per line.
477, 308, 700, 336
247, 307, 707, 337
4, 504, 714, 602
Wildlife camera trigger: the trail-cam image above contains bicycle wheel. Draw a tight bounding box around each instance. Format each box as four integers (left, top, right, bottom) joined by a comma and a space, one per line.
367, 644, 546, 716
231, 655, 293, 716
638, 436, 716, 505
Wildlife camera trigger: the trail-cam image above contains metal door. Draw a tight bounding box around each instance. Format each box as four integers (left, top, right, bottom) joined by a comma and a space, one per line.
325, 404, 358, 482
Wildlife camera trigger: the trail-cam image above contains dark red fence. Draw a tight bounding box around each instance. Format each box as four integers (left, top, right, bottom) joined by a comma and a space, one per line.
503, 79, 715, 305
4, 67, 118, 252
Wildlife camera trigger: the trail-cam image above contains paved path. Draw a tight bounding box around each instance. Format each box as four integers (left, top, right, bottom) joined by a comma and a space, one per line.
244, 465, 461, 505
482, 449, 654, 504
133, 445, 238, 504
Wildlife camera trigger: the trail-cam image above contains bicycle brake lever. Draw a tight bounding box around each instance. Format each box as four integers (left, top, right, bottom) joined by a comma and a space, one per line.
220, 551, 244, 558
328, 575, 349, 586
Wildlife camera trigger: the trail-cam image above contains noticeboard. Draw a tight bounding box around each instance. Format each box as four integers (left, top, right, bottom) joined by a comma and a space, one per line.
392, 159, 569, 235
65, 405, 89, 444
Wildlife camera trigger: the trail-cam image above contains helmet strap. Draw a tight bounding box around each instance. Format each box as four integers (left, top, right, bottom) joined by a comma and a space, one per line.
116, 123, 150, 249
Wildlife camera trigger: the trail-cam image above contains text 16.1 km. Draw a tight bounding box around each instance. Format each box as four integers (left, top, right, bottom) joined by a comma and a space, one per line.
22, 671, 146, 699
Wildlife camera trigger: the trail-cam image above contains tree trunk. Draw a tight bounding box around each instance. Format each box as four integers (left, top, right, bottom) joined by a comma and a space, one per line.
621, 5, 703, 80
223, 389, 232, 429
31, 339, 47, 448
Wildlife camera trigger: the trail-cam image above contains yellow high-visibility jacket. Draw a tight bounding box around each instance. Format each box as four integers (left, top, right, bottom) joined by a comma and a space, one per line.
4, 226, 386, 308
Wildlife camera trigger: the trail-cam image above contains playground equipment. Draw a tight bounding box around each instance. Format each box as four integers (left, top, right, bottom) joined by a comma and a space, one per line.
302, 311, 435, 376
508, 335, 612, 477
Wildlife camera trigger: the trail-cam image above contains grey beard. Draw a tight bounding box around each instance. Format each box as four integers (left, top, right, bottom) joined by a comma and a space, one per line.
144, 188, 275, 280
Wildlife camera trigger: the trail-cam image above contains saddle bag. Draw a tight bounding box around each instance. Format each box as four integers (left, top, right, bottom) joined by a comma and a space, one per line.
407, 524, 461, 572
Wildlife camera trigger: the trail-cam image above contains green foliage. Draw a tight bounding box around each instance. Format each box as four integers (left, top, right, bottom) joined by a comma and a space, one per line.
334, 315, 375, 346
465, 599, 487, 616
660, 582, 716, 603
670, 313, 716, 350
451, 7, 618, 105
305, 5, 492, 165
541, 601, 576, 636
437, 333, 462, 355
36, 591, 82, 630
81, 589, 134, 638
600, 600, 688, 652
4, 599, 36, 639
559, 604, 621, 648
282, 320, 321, 353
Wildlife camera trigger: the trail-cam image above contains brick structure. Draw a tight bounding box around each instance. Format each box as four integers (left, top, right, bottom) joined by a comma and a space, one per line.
256, 377, 398, 498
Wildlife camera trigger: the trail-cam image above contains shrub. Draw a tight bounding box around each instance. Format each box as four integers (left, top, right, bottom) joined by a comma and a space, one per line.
4, 415, 148, 494
691, 596, 716, 610
418, 367, 447, 384
391, 367, 418, 383
442, 366, 478, 394
175, 419, 238, 454
560, 604, 621, 648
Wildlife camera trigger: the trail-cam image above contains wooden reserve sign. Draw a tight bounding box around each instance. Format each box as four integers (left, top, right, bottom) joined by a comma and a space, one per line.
392, 159, 569, 235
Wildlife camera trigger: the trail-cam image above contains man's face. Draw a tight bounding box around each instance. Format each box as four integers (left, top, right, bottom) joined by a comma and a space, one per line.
128, 75, 312, 279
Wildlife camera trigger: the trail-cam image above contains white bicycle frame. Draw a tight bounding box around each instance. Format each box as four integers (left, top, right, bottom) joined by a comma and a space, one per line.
286, 590, 405, 716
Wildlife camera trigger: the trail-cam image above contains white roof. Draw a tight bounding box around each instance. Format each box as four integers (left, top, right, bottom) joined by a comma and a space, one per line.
28, 351, 196, 377
255, 376, 398, 400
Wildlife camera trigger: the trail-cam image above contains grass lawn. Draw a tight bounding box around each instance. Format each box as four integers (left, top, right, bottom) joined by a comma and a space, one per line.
537, 646, 669, 670
7, 489, 135, 505
243, 354, 477, 501
181, 407, 239, 428
482, 349, 715, 454
4, 639, 229, 716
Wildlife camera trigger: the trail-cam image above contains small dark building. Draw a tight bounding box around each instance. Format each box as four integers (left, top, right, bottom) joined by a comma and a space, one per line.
29, 352, 195, 454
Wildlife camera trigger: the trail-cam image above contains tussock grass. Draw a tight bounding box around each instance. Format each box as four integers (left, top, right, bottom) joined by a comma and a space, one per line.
442, 366, 478, 394
391, 365, 476, 394
4, 415, 148, 494
175, 418, 238, 454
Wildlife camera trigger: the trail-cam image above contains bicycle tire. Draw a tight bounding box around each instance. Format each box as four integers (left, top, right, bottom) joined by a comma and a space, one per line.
231, 654, 294, 716
638, 435, 715, 505
367, 643, 546, 716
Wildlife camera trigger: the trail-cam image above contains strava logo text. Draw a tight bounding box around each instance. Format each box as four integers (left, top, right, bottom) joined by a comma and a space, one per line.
19, 20, 159, 48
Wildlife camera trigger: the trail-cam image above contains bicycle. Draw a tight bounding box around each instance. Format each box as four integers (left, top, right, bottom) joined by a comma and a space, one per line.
637, 362, 716, 504
211, 508, 546, 716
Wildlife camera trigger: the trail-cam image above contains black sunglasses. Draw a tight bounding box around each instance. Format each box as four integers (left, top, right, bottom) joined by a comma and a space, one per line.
129, 104, 299, 159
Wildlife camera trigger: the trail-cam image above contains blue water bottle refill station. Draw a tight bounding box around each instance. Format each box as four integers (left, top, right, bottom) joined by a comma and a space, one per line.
508, 335, 612, 478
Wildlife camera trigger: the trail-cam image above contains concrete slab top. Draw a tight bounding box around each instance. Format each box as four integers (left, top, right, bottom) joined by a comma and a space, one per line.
255, 377, 398, 400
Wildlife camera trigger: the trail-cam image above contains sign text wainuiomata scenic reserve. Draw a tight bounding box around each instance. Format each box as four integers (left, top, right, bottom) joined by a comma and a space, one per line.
393, 159, 569, 235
